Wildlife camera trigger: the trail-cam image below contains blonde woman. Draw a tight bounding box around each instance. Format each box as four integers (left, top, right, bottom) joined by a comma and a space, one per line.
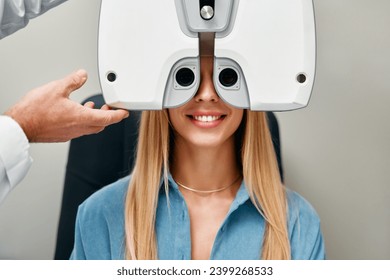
70, 56, 325, 260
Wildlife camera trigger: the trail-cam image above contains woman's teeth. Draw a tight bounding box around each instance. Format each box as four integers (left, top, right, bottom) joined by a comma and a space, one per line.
193, 115, 222, 122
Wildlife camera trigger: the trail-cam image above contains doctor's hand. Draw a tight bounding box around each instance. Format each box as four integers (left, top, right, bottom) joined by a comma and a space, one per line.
4, 69, 129, 143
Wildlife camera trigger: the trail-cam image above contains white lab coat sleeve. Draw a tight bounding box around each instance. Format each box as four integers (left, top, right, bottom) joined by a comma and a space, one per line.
0, 0, 67, 39
0, 115, 33, 204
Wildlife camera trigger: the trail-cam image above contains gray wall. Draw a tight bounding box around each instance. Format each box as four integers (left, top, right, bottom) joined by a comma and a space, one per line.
0, 0, 389, 259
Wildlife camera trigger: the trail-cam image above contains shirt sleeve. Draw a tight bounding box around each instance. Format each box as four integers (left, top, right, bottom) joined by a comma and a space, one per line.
69, 198, 114, 260
0, 115, 32, 204
0, 0, 67, 39
69, 178, 130, 260
69, 206, 87, 260
287, 190, 326, 260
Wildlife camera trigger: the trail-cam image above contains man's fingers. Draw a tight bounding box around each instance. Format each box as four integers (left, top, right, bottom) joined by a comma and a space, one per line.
61, 69, 88, 97
80, 126, 106, 136
82, 108, 130, 127
98, 109, 130, 126
100, 104, 110, 110
83, 101, 95, 109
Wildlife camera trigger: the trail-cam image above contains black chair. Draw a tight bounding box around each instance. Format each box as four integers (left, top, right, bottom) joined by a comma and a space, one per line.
54, 94, 284, 259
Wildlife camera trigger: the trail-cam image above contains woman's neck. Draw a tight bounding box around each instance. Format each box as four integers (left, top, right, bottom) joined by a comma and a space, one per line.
170, 138, 241, 192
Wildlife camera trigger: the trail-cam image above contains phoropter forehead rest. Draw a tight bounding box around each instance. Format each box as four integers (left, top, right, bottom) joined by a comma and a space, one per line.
98, 0, 316, 111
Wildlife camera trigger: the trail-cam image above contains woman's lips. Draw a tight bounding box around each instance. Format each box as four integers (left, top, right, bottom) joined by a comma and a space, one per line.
186, 113, 226, 128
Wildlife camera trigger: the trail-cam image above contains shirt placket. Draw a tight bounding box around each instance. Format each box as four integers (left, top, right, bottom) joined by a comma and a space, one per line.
172, 188, 192, 260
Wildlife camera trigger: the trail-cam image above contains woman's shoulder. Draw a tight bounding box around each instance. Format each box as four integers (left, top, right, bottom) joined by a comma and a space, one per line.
285, 188, 325, 259
71, 176, 131, 259
286, 188, 320, 224
78, 175, 131, 217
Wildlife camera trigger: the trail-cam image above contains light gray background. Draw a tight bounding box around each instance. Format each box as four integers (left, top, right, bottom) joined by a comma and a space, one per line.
0, 0, 389, 259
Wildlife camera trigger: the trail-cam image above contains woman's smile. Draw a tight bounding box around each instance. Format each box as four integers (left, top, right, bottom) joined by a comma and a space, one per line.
186, 111, 227, 128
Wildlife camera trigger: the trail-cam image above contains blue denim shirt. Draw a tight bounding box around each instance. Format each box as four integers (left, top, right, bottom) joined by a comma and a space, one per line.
70, 175, 325, 260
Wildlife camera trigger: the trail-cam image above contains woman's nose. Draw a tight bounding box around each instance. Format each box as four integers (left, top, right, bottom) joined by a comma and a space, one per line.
194, 77, 219, 102
194, 66, 220, 103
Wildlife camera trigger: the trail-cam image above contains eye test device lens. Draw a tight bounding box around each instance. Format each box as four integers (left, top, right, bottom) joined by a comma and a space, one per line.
175, 67, 195, 87
219, 68, 238, 87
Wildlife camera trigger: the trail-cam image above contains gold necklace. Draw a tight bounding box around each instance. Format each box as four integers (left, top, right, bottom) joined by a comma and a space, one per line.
175, 175, 242, 194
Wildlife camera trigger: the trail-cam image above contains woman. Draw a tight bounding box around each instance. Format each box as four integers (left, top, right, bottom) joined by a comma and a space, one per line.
70, 55, 325, 260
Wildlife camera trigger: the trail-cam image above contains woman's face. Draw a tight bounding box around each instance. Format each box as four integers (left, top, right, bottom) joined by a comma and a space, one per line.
168, 56, 244, 149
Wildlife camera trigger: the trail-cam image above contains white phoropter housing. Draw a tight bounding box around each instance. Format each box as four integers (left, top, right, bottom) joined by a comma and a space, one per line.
98, 0, 316, 111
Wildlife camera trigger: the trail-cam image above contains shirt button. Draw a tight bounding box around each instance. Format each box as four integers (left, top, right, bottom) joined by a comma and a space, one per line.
181, 211, 185, 220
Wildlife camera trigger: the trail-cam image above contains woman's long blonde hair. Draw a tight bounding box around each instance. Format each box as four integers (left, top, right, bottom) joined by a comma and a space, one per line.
124, 110, 290, 259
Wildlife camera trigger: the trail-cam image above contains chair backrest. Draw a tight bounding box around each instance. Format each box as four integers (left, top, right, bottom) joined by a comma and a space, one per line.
54, 94, 284, 259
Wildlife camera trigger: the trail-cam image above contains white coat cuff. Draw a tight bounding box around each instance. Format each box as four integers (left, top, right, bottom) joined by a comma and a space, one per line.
0, 115, 33, 200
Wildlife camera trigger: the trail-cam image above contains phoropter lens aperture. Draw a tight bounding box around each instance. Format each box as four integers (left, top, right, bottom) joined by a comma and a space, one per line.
219, 68, 238, 87
176, 67, 195, 87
